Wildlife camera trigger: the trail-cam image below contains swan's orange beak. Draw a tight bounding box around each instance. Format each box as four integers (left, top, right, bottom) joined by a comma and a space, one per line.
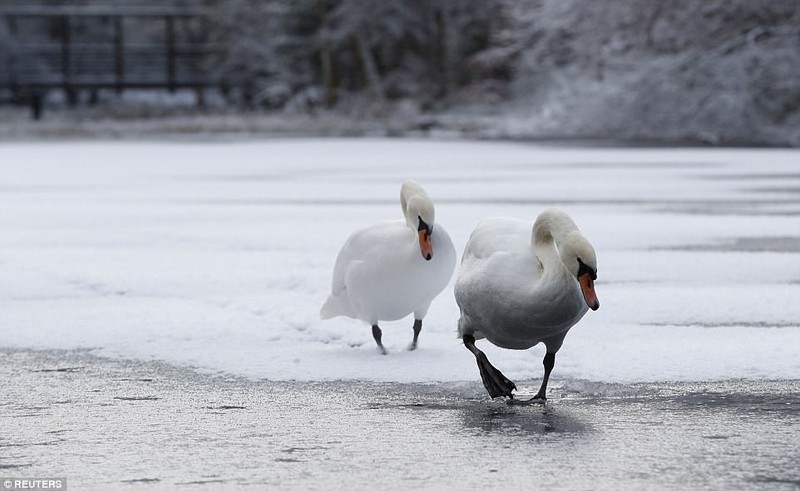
419, 229, 432, 260
579, 273, 600, 311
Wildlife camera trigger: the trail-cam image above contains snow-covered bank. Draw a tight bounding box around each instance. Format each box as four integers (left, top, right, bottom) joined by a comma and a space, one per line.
1, 139, 799, 382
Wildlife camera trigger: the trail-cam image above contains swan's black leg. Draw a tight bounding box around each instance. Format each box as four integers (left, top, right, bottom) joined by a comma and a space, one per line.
463, 334, 516, 399
409, 319, 422, 351
372, 325, 387, 355
532, 352, 556, 401
507, 351, 556, 405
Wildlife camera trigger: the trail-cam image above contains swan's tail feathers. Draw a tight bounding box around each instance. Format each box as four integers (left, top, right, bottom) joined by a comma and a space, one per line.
320, 293, 349, 320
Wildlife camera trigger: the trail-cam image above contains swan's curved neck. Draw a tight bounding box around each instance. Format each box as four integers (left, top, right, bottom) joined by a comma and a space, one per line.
400, 181, 434, 230
532, 210, 579, 272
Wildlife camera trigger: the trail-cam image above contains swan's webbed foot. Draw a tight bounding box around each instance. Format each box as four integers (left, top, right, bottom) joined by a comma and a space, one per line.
507, 394, 546, 406
475, 351, 517, 399
463, 334, 515, 398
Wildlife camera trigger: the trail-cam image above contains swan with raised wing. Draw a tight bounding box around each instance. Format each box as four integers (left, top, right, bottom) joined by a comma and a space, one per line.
321, 180, 456, 353
455, 208, 599, 402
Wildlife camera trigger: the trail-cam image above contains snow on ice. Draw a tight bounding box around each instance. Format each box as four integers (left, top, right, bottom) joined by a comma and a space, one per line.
1, 139, 799, 384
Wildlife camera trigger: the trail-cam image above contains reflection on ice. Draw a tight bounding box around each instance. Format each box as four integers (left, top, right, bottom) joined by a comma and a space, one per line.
459, 403, 589, 437
3, 349, 800, 489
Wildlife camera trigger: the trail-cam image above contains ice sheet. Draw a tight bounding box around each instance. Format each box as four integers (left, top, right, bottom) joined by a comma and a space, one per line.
1, 139, 799, 382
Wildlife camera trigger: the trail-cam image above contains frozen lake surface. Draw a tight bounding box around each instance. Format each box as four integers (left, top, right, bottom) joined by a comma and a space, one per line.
1, 139, 799, 384
2, 349, 799, 490
2, 140, 799, 488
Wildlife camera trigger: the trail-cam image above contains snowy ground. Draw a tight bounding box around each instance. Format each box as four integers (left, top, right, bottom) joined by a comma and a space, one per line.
1, 139, 799, 389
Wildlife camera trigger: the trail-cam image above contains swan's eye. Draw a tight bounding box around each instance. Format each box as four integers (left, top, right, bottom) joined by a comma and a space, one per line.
577, 258, 597, 280
418, 216, 430, 233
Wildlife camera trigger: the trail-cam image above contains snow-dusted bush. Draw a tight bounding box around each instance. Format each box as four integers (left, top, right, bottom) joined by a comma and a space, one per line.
504, 0, 800, 145
208, 0, 499, 108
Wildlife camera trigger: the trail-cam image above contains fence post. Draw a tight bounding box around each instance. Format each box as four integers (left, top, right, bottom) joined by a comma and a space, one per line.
114, 15, 124, 93
61, 15, 77, 105
165, 15, 176, 92
7, 15, 18, 93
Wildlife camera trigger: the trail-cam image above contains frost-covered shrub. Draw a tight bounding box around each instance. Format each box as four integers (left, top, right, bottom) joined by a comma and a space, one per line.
506, 0, 800, 145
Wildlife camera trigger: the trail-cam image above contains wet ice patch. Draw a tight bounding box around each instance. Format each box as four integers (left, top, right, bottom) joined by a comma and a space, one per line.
667, 236, 800, 253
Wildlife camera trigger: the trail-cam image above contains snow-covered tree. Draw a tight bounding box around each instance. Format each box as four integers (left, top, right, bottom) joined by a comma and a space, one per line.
499, 0, 800, 145
210, 0, 299, 107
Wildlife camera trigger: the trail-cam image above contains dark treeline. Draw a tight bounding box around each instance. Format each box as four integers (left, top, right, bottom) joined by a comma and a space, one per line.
2, 0, 798, 145
220, 0, 800, 145
210, 0, 502, 110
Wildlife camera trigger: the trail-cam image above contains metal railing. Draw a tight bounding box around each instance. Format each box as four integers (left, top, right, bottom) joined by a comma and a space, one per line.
0, 6, 220, 117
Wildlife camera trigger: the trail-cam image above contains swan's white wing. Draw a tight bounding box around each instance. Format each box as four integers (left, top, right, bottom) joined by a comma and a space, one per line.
456, 216, 584, 350
322, 220, 454, 324
321, 220, 410, 320
460, 218, 532, 262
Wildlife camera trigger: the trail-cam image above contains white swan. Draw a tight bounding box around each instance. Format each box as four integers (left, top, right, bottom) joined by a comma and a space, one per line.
455, 208, 599, 402
321, 180, 456, 353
